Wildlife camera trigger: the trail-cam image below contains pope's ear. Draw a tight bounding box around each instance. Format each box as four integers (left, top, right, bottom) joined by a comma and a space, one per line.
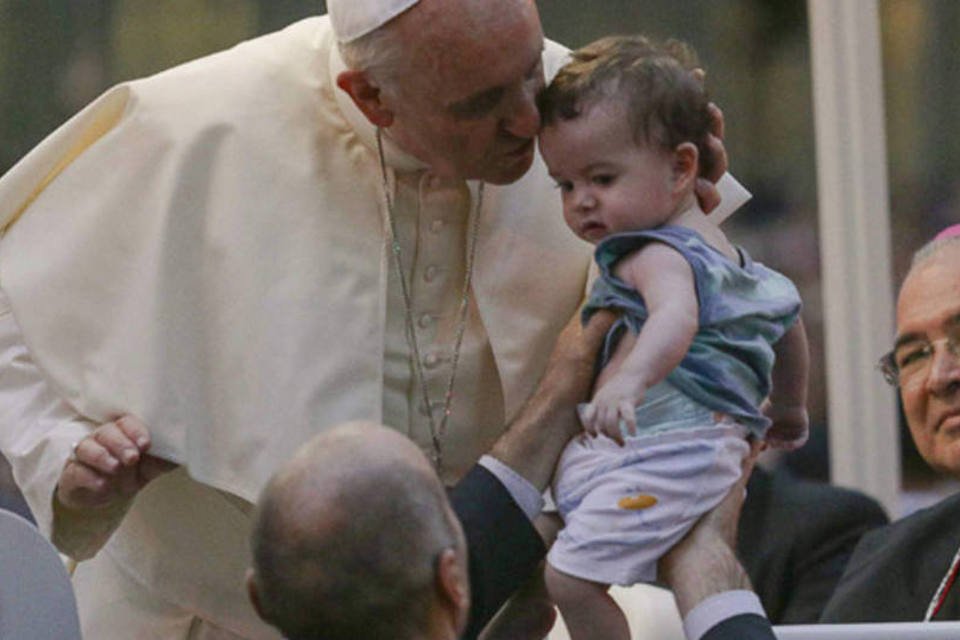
336, 70, 395, 127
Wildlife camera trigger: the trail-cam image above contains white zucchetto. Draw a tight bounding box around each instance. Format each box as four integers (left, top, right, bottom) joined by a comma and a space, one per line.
327, 0, 421, 43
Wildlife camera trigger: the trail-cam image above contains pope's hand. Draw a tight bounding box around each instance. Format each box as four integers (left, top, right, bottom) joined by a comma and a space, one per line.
56, 415, 177, 511
693, 99, 729, 214
659, 438, 762, 616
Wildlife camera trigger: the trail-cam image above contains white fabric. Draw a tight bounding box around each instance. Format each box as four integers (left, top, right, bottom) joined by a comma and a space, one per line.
710, 173, 751, 225
549, 425, 749, 585
380, 170, 507, 484
0, 17, 590, 504
0, 290, 92, 543
478, 454, 544, 521
0, 15, 747, 504
0, 298, 276, 637
0, 17, 588, 637
0, 15, 750, 636
773, 622, 960, 640
684, 590, 766, 640
326, 0, 420, 43
71, 549, 259, 639
71, 551, 241, 639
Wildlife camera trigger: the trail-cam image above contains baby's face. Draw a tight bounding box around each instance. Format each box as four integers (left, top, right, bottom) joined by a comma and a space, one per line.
538, 100, 678, 244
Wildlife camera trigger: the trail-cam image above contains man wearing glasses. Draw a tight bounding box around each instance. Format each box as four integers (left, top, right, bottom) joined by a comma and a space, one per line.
821, 225, 960, 622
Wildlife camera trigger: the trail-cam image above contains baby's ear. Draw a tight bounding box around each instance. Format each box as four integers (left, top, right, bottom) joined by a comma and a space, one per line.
672, 142, 699, 194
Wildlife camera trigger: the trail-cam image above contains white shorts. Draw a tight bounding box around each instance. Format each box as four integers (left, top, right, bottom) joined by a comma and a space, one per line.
548, 423, 749, 586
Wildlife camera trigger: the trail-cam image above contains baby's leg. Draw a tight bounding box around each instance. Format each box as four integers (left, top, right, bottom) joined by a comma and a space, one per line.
545, 563, 629, 640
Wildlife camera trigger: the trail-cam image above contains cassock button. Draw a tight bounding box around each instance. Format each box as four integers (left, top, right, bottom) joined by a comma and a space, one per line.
419, 401, 445, 416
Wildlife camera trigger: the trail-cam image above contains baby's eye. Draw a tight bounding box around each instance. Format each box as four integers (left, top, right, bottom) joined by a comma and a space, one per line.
553, 180, 573, 193
592, 174, 615, 186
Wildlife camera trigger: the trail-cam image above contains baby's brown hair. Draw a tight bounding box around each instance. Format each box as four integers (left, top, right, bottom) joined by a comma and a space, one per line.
538, 35, 715, 177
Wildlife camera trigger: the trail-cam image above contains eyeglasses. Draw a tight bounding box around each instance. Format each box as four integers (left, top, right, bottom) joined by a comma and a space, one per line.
878, 331, 960, 387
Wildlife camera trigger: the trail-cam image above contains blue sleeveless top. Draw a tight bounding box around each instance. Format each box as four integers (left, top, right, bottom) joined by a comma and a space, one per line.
582, 226, 801, 436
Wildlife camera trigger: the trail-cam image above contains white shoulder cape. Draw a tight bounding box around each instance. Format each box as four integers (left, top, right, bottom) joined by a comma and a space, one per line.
0, 18, 596, 500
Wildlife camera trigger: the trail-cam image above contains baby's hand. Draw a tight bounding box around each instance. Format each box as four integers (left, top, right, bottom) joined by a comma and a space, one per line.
762, 401, 809, 451
580, 376, 644, 446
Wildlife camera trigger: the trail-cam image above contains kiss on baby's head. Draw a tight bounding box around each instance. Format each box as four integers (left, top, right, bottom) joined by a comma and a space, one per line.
537, 35, 716, 177
537, 35, 721, 245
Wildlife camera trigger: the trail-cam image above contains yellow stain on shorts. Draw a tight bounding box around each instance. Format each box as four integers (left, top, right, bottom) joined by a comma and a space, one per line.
618, 494, 658, 510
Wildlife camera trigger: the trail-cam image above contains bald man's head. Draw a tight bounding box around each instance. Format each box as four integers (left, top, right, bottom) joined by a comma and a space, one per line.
248, 422, 468, 640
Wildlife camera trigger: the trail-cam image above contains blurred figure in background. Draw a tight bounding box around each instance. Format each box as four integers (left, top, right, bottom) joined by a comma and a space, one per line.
821, 226, 960, 622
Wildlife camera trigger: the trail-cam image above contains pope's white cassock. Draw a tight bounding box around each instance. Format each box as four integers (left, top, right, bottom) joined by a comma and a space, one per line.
0, 13, 747, 639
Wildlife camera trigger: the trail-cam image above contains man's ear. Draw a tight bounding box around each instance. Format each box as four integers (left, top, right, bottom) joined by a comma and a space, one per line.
436, 548, 471, 633
672, 142, 699, 196
245, 568, 269, 623
336, 70, 395, 127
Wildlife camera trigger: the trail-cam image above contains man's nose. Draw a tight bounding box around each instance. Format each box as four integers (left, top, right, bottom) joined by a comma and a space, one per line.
926, 341, 960, 396
501, 83, 541, 139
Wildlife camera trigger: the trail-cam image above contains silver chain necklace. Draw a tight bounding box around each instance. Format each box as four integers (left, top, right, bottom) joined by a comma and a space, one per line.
375, 128, 484, 474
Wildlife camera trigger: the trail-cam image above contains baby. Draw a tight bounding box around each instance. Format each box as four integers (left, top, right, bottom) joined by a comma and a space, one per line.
536, 35, 809, 639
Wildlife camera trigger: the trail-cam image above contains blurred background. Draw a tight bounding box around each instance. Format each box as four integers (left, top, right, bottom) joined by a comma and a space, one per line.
0, 0, 956, 521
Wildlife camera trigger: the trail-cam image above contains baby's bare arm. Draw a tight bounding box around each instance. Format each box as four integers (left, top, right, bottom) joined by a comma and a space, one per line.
770, 318, 809, 407
584, 244, 698, 442
616, 244, 698, 387
764, 317, 810, 449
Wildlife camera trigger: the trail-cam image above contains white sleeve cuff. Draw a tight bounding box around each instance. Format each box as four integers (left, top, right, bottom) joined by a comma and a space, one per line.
477, 454, 544, 522
709, 173, 752, 225
683, 590, 766, 640
0, 287, 94, 541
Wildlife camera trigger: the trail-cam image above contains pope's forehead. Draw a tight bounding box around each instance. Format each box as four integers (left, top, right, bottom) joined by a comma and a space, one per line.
414, 0, 533, 24
397, 3, 541, 105
404, 0, 538, 54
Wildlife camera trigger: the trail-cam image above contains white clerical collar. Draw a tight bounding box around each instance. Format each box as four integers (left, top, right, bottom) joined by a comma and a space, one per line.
329, 42, 427, 173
